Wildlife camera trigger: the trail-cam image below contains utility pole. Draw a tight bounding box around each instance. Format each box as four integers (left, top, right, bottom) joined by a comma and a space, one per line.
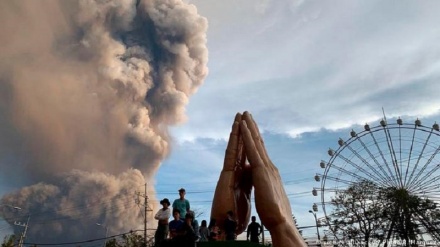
17, 214, 30, 247
136, 183, 152, 247
144, 183, 147, 247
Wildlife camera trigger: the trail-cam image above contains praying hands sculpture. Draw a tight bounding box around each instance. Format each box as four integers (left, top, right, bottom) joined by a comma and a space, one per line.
211, 111, 307, 247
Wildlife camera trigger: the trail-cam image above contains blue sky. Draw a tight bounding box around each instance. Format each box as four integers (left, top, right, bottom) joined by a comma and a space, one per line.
154, 0, 440, 240
2, 0, 440, 242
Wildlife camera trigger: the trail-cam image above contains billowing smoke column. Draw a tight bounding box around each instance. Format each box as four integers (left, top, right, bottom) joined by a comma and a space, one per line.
0, 0, 207, 242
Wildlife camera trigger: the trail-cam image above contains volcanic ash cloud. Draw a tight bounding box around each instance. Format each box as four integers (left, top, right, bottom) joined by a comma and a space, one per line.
0, 0, 208, 241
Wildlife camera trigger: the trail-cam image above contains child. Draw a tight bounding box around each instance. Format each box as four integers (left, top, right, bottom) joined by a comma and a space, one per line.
173, 213, 197, 247
169, 209, 184, 239
208, 218, 220, 241
199, 220, 210, 242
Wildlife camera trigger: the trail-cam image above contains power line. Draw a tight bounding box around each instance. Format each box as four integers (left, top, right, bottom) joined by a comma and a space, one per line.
22, 230, 144, 246
1, 187, 313, 232
1, 173, 316, 236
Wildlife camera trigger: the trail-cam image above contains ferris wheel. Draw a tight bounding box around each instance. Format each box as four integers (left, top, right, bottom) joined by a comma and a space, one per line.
314, 117, 440, 241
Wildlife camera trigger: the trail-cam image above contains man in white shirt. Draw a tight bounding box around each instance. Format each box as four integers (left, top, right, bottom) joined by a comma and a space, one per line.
154, 198, 171, 247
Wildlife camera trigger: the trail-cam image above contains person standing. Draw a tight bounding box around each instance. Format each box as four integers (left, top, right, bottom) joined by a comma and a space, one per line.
247, 216, 263, 243
199, 220, 210, 242
169, 209, 184, 239
173, 213, 197, 247
172, 188, 190, 219
224, 211, 237, 241
208, 218, 220, 241
187, 211, 200, 241
154, 198, 171, 247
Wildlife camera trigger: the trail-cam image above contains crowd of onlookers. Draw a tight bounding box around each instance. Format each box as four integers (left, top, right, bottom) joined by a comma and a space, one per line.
154, 188, 263, 247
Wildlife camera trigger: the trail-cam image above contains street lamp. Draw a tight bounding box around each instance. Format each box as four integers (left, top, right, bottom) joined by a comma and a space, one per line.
309, 210, 321, 246
96, 223, 109, 247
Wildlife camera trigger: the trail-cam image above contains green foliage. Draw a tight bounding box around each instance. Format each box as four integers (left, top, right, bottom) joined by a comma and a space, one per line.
380, 187, 440, 245
1, 235, 16, 247
104, 231, 151, 247
328, 180, 440, 246
329, 180, 386, 246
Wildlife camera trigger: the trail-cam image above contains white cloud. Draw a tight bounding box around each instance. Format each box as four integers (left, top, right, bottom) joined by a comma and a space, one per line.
172, 0, 440, 142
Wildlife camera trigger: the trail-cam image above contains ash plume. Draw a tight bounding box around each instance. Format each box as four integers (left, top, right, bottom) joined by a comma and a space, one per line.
0, 0, 207, 242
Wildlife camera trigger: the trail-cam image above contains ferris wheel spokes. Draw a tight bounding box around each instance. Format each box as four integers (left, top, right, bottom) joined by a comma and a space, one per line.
343, 141, 393, 186
338, 144, 393, 187
407, 147, 440, 190
406, 126, 434, 188
410, 174, 440, 194
368, 130, 401, 187
381, 121, 405, 188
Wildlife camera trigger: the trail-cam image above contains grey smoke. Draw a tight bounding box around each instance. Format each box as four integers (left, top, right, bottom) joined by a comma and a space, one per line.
0, 0, 207, 242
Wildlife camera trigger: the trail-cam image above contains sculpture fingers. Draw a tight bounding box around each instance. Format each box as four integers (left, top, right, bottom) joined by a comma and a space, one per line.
223, 113, 242, 171
242, 112, 270, 167
244, 111, 283, 176
240, 120, 265, 170
247, 112, 271, 161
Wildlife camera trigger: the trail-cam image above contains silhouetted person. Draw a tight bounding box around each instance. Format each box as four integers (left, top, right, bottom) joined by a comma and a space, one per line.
173, 213, 197, 247
224, 210, 237, 241
247, 216, 262, 243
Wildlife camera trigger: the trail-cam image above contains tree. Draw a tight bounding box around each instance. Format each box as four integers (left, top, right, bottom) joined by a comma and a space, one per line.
104, 231, 150, 247
380, 187, 440, 246
329, 180, 440, 247
1, 235, 16, 247
191, 208, 205, 219
328, 180, 386, 247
